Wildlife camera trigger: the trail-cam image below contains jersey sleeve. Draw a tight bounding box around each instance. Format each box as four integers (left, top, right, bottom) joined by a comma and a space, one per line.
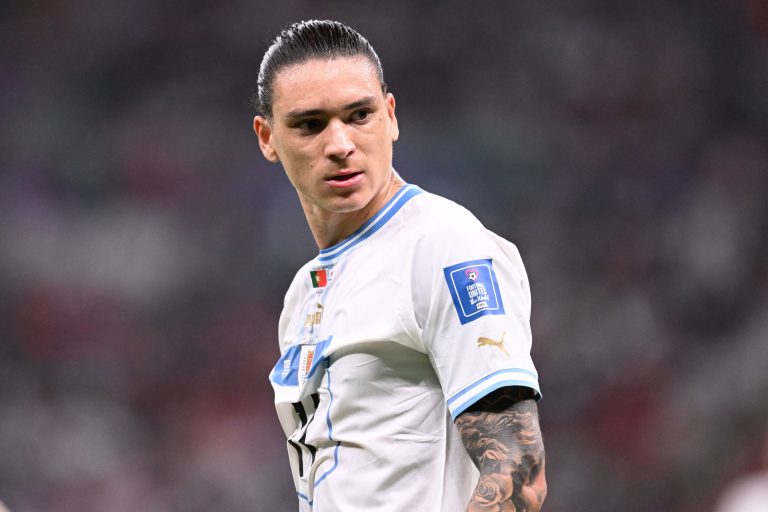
412, 212, 541, 421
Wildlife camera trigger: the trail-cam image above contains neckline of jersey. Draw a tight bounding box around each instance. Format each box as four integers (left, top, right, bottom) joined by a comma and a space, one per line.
316, 184, 424, 264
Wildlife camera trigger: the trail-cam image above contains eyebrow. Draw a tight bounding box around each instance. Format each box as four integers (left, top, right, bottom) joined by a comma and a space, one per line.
283, 95, 378, 120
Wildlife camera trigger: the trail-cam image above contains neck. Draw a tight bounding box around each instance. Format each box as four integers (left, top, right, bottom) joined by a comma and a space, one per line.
301, 171, 405, 250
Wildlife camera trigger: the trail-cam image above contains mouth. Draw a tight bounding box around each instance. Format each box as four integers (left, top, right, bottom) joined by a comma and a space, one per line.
325, 170, 364, 187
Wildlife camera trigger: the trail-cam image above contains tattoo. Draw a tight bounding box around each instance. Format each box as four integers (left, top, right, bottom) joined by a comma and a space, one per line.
455, 386, 546, 512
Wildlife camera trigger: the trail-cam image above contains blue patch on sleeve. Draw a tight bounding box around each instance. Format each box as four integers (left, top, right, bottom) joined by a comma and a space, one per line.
443, 259, 505, 325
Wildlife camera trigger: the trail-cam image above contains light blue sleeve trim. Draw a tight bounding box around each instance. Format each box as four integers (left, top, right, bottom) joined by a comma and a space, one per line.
449, 378, 541, 421
447, 367, 539, 407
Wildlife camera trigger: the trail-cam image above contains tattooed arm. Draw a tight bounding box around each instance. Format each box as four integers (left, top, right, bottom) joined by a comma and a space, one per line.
455, 386, 546, 512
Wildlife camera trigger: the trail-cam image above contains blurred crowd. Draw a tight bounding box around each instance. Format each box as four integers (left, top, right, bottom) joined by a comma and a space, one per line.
1, 1, 766, 511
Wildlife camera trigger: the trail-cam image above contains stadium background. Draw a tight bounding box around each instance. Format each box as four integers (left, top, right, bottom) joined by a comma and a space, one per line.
1, 1, 767, 511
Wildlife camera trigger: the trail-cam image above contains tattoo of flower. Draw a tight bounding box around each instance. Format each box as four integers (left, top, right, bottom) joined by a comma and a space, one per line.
457, 386, 546, 512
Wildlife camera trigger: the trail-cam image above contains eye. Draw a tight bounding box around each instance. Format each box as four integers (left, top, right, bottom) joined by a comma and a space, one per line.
350, 109, 372, 123
296, 119, 324, 133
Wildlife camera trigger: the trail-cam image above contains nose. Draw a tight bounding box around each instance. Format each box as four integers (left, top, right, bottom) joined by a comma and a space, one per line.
323, 120, 355, 160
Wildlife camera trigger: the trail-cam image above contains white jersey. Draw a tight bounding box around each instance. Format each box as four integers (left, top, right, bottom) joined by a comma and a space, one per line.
269, 184, 541, 511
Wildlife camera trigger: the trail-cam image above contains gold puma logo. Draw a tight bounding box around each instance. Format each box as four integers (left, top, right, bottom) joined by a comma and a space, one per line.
477, 331, 508, 357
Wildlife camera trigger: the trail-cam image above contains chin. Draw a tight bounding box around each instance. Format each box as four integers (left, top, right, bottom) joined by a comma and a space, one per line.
328, 198, 368, 214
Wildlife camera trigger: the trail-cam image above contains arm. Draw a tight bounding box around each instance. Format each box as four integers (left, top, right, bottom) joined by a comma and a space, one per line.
455, 386, 547, 512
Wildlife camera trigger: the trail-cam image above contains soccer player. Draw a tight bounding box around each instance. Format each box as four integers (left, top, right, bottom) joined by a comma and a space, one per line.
253, 20, 546, 511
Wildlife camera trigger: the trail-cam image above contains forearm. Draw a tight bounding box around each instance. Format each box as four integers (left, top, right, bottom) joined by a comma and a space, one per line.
456, 387, 547, 512
469, 458, 546, 512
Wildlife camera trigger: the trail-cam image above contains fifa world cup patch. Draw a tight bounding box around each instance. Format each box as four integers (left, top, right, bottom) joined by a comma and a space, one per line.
443, 258, 505, 325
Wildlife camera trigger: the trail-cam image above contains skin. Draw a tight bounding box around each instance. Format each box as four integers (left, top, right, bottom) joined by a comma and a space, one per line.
456, 386, 547, 512
254, 55, 547, 510
254, 56, 402, 249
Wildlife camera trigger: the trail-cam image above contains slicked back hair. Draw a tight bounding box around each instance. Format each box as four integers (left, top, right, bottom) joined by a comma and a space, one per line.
255, 20, 386, 118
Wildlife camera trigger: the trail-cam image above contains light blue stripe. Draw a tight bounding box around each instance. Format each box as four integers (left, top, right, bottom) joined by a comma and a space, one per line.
314, 443, 340, 488
317, 185, 424, 263
318, 184, 415, 258
449, 378, 542, 421
314, 368, 340, 488
446, 367, 539, 407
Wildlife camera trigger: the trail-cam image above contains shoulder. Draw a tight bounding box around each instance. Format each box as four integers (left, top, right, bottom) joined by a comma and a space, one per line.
283, 259, 314, 304
395, 190, 488, 253
404, 189, 529, 287
276, 259, 315, 349
407, 190, 484, 230
716, 472, 768, 512
407, 190, 511, 253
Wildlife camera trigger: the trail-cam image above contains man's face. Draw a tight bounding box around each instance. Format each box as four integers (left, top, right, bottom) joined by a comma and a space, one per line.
254, 56, 399, 218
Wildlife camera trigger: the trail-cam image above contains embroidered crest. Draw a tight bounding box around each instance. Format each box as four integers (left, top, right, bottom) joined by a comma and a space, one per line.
443, 258, 505, 325
298, 345, 316, 385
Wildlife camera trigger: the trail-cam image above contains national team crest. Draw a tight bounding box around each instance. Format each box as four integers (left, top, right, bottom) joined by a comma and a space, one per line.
299, 345, 316, 385
269, 336, 333, 399
443, 259, 505, 325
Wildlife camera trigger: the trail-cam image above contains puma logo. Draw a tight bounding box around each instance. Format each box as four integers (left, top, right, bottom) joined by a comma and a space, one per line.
477, 331, 508, 357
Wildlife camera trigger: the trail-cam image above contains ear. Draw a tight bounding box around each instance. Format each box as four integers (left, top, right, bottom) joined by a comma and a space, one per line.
385, 93, 399, 142
253, 115, 280, 163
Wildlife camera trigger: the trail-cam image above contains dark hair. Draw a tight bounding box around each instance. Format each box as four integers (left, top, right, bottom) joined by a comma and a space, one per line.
254, 20, 386, 118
